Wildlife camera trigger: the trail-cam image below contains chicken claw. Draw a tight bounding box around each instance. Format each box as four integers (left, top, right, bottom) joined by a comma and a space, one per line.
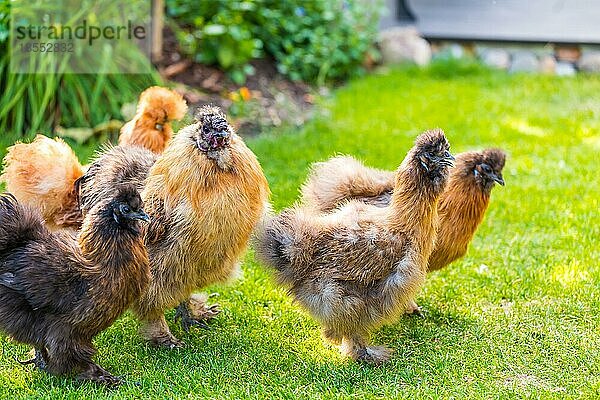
174, 300, 220, 332
140, 317, 185, 349
77, 363, 122, 387
405, 300, 424, 317
341, 336, 392, 365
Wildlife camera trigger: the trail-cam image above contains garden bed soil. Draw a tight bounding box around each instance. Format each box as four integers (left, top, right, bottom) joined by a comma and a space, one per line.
157, 28, 316, 135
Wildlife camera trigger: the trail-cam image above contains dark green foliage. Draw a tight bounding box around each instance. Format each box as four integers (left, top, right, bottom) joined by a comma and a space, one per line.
166, 0, 383, 84
167, 0, 262, 84
255, 0, 382, 84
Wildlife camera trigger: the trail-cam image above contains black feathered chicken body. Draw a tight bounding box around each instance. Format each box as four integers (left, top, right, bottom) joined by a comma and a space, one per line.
0, 188, 149, 384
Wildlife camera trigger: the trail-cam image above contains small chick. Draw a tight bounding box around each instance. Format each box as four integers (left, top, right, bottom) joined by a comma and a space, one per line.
0, 185, 150, 386
256, 129, 454, 364
118, 86, 188, 154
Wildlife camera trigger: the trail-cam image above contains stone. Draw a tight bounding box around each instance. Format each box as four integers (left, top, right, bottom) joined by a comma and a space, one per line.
479, 48, 510, 70
378, 26, 432, 66
578, 51, 600, 73
509, 51, 539, 73
555, 45, 581, 62
555, 61, 576, 76
539, 55, 556, 74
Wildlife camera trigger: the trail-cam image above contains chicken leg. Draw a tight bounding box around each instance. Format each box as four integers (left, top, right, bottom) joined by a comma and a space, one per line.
341, 334, 392, 365
139, 316, 184, 349
174, 293, 220, 332
77, 362, 122, 387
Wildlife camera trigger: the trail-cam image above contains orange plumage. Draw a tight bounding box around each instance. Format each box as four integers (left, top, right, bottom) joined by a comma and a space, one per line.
1, 135, 84, 231
1, 86, 187, 231
118, 86, 187, 154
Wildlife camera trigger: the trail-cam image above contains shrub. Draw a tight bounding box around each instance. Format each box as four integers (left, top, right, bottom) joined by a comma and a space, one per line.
255, 0, 382, 84
167, 0, 262, 84
166, 0, 383, 84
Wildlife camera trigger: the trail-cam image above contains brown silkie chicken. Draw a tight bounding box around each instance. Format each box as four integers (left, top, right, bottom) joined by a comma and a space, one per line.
1, 86, 187, 231
255, 129, 454, 364
300, 149, 506, 314
0, 185, 150, 386
118, 86, 188, 153
76, 106, 270, 348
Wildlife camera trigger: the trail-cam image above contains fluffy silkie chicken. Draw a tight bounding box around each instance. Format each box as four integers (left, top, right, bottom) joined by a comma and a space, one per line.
75, 106, 270, 347
255, 129, 454, 364
0, 185, 150, 386
1, 86, 187, 231
118, 86, 188, 153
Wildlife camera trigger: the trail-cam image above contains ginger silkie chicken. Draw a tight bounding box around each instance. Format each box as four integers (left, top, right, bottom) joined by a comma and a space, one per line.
76, 106, 270, 347
1, 86, 187, 231
118, 86, 188, 153
256, 129, 454, 364
0, 185, 150, 386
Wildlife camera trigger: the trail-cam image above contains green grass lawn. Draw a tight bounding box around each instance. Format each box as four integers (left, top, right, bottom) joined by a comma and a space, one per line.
1, 62, 599, 399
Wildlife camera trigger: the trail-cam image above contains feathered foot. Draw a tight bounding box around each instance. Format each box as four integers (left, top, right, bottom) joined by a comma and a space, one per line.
77, 362, 121, 387
174, 293, 220, 332
16, 348, 47, 371
405, 300, 424, 317
341, 335, 392, 365
140, 316, 184, 349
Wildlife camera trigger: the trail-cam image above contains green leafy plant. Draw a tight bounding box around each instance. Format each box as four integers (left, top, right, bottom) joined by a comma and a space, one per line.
166, 0, 383, 84
0, 0, 160, 140
255, 0, 383, 84
167, 0, 262, 84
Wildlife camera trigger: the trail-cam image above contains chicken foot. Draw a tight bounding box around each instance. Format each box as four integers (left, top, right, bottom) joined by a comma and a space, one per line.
341, 334, 392, 365
139, 315, 184, 349
174, 293, 220, 332
77, 362, 122, 387
405, 299, 424, 317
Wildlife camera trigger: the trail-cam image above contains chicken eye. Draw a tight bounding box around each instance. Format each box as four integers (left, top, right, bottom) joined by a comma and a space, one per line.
481, 164, 492, 174
120, 204, 131, 214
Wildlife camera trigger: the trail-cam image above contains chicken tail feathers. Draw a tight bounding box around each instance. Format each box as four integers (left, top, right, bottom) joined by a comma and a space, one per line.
1, 135, 84, 230
253, 209, 293, 273
0, 193, 46, 257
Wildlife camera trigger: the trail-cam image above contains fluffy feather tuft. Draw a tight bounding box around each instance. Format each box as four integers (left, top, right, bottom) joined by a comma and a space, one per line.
119, 86, 188, 154
1, 135, 84, 231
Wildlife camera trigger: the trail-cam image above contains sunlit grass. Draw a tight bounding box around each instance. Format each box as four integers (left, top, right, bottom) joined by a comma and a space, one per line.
1, 61, 599, 398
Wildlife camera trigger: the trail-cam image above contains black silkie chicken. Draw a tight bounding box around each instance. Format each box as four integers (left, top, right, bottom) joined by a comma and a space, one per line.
0, 185, 150, 386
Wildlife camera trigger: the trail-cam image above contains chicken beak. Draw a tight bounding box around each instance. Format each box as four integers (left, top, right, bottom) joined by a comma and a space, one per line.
132, 211, 151, 222
491, 173, 505, 186
439, 151, 455, 167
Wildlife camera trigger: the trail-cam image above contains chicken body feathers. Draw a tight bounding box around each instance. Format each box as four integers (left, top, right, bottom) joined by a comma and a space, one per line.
1, 136, 84, 231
